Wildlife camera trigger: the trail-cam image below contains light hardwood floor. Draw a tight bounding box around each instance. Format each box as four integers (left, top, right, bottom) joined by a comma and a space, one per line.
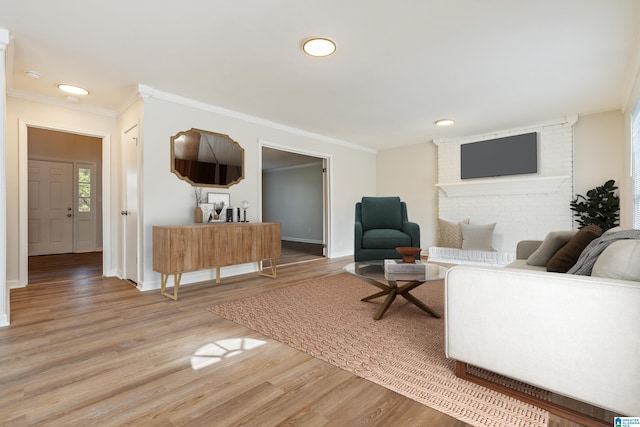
2, 253, 603, 426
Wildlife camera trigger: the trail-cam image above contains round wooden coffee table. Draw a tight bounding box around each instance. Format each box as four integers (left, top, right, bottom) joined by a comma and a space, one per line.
343, 260, 447, 320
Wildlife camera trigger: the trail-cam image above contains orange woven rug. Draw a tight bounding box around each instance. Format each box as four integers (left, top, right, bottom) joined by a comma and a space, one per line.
208, 273, 549, 427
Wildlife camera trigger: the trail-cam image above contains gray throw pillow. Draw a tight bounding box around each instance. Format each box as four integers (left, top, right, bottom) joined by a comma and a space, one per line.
461, 223, 496, 251
592, 239, 640, 281
526, 231, 577, 266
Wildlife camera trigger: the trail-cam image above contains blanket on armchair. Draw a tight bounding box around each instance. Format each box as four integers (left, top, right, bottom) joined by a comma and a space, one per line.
568, 229, 640, 275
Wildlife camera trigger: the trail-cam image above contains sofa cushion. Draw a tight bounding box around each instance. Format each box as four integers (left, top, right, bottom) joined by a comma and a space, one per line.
362, 229, 411, 249
461, 223, 496, 251
546, 225, 602, 273
506, 259, 547, 271
592, 239, 640, 281
526, 231, 577, 266
361, 197, 402, 230
437, 218, 469, 248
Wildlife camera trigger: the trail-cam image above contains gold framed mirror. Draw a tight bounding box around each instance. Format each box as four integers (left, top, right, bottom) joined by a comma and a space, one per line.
170, 128, 244, 187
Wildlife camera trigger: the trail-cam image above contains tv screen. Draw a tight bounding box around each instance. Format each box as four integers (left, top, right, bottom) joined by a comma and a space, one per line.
460, 132, 537, 179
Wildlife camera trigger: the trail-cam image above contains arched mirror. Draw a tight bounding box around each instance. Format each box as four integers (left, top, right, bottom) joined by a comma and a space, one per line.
171, 128, 244, 187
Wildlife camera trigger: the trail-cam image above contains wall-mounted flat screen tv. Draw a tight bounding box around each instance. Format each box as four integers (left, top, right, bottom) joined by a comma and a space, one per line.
460, 132, 537, 179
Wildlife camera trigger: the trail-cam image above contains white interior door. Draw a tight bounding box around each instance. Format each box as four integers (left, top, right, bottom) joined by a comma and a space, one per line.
28, 159, 73, 255
123, 125, 139, 283
75, 163, 97, 252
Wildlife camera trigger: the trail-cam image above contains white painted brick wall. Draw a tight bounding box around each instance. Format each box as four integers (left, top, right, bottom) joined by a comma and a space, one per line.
434, 118, 575, 252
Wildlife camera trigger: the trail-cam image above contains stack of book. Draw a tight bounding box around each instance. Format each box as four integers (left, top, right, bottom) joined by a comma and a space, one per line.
384, 259, 426, 273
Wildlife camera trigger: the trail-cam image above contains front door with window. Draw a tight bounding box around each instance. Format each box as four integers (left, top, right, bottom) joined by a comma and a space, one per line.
28, 159, 97, 255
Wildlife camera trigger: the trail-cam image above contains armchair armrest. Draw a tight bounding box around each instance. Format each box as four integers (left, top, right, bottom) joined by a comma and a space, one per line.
354, 221, 363, 249
402, 221, 421, 249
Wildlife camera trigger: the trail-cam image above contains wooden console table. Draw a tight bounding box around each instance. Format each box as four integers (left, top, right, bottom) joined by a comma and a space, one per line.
153, 222, 281, 300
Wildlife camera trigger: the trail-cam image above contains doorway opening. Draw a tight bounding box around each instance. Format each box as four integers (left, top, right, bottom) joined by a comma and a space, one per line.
261, 145, 329, 265
26, 127, 104, 284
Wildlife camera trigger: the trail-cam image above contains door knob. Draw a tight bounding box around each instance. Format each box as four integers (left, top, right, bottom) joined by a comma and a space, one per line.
121, 210, 129, 216
67, 213, 73, 217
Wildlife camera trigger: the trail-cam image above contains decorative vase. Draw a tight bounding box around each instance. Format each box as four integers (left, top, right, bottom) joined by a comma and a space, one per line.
194, 206, 203, 223
396, 247, 421, 263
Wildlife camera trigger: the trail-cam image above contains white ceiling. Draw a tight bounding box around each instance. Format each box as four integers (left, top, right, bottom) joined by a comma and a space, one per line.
2, 1, 640, 151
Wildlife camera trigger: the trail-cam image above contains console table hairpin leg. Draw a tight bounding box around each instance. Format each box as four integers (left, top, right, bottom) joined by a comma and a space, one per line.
258, 259, 277, 279
160, 260, 277, 301
160, 273, 182, 301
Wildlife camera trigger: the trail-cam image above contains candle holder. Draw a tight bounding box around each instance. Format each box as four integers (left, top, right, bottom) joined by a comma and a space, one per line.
240, 200, 250, 222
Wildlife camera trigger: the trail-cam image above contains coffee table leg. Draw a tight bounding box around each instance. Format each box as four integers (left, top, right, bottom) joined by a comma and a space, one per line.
374, 289, 397, 320
402, 292, 441, 318
361, 289, 390, 302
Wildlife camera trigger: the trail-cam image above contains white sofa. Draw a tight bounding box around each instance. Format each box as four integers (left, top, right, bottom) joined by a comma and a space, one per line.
444, 237, 640, 419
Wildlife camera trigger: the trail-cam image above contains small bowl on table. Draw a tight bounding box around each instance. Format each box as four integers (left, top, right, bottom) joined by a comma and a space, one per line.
395, 247, 421, 263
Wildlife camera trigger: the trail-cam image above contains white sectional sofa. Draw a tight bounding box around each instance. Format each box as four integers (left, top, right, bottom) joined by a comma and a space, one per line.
444, 234, 640, 421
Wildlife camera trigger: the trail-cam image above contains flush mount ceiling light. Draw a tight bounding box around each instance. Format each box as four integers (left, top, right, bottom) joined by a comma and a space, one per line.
435, 119, 455, 126
57, 84, 89, 96
303, 38, 336, 57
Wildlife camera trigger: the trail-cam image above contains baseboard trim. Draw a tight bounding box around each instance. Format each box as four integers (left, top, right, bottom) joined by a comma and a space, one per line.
281, 237, 323, 244
455, 361, 610, 427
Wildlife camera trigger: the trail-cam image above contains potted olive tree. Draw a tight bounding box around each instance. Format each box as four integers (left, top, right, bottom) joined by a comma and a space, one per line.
569, 179, 620, 231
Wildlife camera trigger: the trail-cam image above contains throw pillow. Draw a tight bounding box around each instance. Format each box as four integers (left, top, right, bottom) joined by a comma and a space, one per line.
461, 222, 496, 251
546, 225, 603, 273
526, 230, 577, 266
591, 239, 640, 281
437, 218, 469, 248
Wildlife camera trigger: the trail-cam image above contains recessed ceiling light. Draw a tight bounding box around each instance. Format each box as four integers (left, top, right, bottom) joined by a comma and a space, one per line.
57, 84, 89, 96
24, 70, 41, 79
435, 119, 455, 126
303, 38, 336, 57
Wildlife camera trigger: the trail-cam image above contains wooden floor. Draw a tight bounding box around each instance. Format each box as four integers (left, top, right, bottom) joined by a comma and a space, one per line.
1, 253, 604, 426
277, 240, 324, 266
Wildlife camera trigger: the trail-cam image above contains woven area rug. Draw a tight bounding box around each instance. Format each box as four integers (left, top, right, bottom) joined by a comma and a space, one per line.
208, 273, 549, 427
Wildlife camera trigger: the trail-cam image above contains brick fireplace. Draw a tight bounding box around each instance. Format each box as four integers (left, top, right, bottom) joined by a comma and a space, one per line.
434, 116, 576, 253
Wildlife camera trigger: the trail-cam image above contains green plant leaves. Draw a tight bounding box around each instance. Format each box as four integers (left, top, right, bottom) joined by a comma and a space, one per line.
569, 179, 620, 231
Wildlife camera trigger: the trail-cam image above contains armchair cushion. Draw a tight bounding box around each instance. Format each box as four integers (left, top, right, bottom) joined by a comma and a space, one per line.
362, 229, 412, 249
360, 197, 402, 230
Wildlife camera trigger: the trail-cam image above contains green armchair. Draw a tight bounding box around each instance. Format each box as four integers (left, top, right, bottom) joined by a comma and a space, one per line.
354, 196, 420, 262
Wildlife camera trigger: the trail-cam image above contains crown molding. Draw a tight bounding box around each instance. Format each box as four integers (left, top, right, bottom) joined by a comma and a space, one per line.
7, 88, 117, 118
433, 115, 579, 146
137, 84, 376, 154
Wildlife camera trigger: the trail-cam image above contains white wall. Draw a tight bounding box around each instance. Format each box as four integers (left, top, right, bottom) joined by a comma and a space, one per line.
138, 92, 376, 291
1, 29, 9, 326
263, 163, 324, 243
376, 142, 438, 249
573, 110, 625, 197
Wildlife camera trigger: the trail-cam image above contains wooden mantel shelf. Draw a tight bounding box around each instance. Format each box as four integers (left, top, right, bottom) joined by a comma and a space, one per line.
436, 175, 570, 197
